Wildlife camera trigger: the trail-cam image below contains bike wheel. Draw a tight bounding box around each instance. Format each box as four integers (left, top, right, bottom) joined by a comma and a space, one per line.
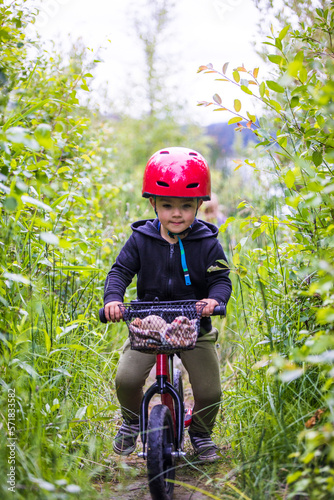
147, 404, 175, 500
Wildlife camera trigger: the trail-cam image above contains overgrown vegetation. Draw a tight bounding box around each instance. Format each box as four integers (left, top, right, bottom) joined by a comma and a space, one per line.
198, 4, 334, 498
0, 2, 206, 498
1, 1, 333, 499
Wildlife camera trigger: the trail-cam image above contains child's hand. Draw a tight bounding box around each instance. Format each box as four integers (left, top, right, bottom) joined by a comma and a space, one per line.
199, 298, 219, 317
104, 301, 123, 322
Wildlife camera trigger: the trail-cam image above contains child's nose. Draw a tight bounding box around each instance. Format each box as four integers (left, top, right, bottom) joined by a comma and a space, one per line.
172, 207, 182, 216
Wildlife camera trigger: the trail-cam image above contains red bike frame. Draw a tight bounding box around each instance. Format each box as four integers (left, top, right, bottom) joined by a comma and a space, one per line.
140, 353, 184, 457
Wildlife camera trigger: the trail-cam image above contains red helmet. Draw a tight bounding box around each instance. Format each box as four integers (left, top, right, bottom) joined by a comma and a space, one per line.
142, 147, 211, 200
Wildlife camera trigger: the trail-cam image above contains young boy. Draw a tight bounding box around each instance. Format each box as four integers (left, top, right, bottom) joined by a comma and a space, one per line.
104, 147, 232, 461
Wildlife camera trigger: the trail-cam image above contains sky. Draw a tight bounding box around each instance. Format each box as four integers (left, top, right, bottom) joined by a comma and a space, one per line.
29, 0, 264, 126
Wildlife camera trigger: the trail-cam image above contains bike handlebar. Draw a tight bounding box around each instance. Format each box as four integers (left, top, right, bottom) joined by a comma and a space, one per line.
98, 302, 226, 324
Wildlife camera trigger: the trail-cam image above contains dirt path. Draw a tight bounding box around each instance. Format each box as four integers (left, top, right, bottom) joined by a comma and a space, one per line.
98, 444, 232, 499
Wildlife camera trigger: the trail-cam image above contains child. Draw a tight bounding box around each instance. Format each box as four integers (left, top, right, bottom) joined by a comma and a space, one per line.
200, 192, 226, 227
104, 147, 232, 461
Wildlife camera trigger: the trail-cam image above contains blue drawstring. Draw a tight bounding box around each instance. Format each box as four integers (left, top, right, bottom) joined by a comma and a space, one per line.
157, 221, 192, 286
177, 236, 192, 286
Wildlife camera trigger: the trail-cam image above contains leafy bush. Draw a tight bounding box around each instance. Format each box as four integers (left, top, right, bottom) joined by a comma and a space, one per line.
0, 4, 131, 498
199, 5, 334, 499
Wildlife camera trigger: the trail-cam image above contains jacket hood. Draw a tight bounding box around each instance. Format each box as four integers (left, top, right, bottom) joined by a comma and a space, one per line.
131, 218, 219, 241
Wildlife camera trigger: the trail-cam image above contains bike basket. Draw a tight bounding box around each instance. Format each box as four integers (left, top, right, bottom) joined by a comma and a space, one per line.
119, 300, 207, 354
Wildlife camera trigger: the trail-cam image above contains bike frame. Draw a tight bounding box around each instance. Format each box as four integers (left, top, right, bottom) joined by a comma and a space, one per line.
140, 353, 184, 457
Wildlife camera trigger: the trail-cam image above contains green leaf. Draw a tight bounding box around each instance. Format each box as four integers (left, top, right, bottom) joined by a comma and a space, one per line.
81, 154, 92, 164
299, 66, 308, 84
290, 96, 299, 108
234, 99, 241, 112
312, 150, 322, 167
257, 265, 268, 279
57, 166, 71, 174
275, 38, 282, 50
236, 266, 247, 278
294, 51, 304, 62
228, 117, 241, 125
34, 124, 54, 150
288, 60, 302, 77
51, 193, 71, 208
233, 70, 240, 83
284, 170, 295, 188
219, 217, 235, 233
266, 80, 285, 93
45, 331, 51, 354
285, 195, 301, 209
247, 112, 256, 122
240, 85, 253, 95
259, 82, 266, 97
54, 122, 63, 132
269, 99, 282, 112
268, 54, 283, 65
278, 25, 290, 40
3, 197, 17, 211
232, 253, 240, 266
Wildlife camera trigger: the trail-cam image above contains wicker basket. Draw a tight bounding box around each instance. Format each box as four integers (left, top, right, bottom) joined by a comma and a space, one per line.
119, 300, 206, 354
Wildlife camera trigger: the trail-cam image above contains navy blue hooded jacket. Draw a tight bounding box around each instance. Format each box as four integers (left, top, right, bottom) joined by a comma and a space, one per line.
104, 218, 232, 332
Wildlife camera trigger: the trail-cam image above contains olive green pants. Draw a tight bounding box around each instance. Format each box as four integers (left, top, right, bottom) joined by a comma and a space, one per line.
115, 328, 221, 434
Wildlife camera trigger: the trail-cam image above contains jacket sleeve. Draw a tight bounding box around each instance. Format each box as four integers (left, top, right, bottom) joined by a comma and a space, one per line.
104, 234, 140, 304
205, 240, 232, 304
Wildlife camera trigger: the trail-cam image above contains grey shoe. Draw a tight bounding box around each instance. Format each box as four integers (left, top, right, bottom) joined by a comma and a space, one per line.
113, 421, 140, 456
189, 432, 220, 462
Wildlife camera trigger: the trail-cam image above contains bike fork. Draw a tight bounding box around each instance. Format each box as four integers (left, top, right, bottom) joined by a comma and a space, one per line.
139, 354, 185, 458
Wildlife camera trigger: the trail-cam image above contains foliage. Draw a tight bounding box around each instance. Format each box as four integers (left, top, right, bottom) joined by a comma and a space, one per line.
0, 2, 217, 498
199, 5, 334, 499
0, 3, 150, 498
252, 0, 331, 31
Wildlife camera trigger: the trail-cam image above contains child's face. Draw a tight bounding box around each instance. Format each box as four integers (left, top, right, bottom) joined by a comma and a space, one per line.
150, 196, 202, 237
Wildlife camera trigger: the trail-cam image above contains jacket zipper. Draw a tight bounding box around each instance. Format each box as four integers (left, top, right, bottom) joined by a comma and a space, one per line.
167, 244, 174, 298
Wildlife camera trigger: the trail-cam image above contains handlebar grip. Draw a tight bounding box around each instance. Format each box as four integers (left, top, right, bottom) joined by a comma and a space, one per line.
99, 308, 108, 323
212, 303, 226, 317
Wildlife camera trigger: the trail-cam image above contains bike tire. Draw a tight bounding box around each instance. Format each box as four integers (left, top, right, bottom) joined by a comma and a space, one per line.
147, 404, 175, 500
173, 368, 184, 404
173, 367, 187, 445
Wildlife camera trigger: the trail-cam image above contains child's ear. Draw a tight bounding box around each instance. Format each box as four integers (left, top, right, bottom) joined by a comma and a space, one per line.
197, 199, 204, 209
149, 197, 155, 209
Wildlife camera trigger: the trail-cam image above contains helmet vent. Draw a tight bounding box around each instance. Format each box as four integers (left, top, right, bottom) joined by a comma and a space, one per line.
189, 152, 198, 156
186, 183, 199, 188
157, 181, 169, 187
160, 151, 169, 154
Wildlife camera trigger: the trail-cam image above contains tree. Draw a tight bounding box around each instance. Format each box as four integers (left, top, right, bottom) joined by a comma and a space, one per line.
132, 0, 175, 118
